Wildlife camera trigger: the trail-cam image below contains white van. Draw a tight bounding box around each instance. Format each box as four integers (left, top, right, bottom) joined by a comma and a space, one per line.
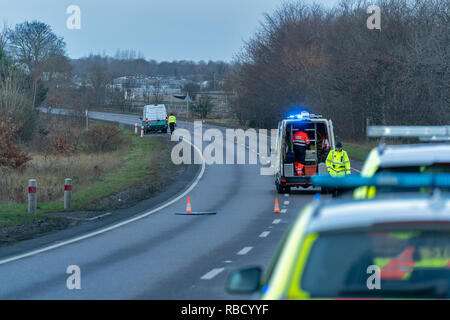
274, 112, 335, 193
141, 104, 168, 134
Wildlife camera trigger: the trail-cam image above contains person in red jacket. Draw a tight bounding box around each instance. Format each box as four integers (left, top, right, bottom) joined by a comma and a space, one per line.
293, 130, 310, 176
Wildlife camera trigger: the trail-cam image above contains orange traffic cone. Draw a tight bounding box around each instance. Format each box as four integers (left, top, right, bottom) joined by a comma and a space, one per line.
185, 196, 193, 213
273, 198, 281, 213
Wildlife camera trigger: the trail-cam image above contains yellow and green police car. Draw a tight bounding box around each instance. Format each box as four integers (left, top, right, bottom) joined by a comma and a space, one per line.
354, 126, 450, 199
226, 175, 450, 299
354, 143, 450, 199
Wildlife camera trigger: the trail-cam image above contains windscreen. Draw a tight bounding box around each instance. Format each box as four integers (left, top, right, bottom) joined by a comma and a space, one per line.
300, 230, 450, 299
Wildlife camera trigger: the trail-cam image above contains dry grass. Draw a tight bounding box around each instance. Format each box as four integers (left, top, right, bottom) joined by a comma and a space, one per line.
0, 149, 125, 204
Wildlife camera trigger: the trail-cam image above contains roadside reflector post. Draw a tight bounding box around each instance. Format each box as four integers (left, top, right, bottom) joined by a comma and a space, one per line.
135, 123, 138, 134
64, 178, 72, 210
28, 179, 37, 214
141, 126, 144, 137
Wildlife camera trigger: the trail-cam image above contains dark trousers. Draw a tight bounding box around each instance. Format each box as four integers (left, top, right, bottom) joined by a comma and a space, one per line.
170, 123, 175, 134
293, 145, 306, 164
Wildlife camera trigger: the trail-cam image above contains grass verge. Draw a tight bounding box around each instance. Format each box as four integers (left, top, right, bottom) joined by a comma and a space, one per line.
343, 142, 373, 162
0, 129, 161, 225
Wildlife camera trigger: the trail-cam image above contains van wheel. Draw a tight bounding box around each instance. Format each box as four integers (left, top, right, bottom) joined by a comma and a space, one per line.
276, 182, 284, 194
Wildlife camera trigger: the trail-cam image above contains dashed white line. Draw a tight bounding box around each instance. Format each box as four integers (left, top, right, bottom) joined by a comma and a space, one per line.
281, 209, 287, 213
237, 247, 253, 255
201, 268, 225, 280
284, 194, 290, 197
284, 201, 290, 205
273, 219, 281, 224
259, 231, 270, 238
224, 260, 232, 264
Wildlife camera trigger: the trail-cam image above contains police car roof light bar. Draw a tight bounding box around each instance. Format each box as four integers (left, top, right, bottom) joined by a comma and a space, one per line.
312, 173, 450, 189
367, 126, 450, 138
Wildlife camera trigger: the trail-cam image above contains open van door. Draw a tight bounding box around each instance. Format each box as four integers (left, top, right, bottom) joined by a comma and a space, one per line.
274, 112, 335, 193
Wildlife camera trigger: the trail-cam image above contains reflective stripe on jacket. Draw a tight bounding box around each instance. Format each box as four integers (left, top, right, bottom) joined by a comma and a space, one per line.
323, 138, 330, 150
168, 116, 176, 123
326, 149, 351, 176
293, 131, 310, 147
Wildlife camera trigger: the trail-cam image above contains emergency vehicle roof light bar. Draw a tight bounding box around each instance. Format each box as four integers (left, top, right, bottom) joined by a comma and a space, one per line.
286, 112, 323, 120
367, 126, 450, 138
419, 136, 450, 142
312, 173, 450, 189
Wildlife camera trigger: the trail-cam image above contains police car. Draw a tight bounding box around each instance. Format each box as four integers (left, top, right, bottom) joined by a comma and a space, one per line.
273, 111, 335, 193
354, 126, 450, 198
226, 174, 450, 299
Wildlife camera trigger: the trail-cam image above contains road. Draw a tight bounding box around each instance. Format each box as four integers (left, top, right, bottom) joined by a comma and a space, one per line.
0, 109, 362, 299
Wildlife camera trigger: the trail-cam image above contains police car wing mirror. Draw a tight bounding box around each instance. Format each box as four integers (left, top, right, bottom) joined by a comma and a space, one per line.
226, 267, 262, 294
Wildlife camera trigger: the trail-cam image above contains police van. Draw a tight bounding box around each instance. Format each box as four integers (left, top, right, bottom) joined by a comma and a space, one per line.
273, 111, 336, 193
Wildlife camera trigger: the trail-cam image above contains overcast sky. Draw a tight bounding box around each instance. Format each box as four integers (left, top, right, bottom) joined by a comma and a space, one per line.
0, 0, 340, 62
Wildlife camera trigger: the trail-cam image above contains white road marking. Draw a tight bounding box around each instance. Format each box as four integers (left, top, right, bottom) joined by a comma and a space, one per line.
284, 201, 290, 205
224, 260, 232, 264
352, 168, 361, 173
67, 212, 112, 221
201, 268, 225, 280
0, 124, 207, 266
273, 219, 281, 224
237, 247, 253, 255
281, 209, 287, 213
284, 194, 289, 197
259, 231, 270, 238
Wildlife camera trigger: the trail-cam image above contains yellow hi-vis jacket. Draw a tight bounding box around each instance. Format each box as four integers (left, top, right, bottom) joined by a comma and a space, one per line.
168, 115, 176, 124
326, 149, 351, 177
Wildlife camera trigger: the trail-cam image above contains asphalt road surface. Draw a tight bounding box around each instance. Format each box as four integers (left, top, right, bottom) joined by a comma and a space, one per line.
0, 109, 362, 299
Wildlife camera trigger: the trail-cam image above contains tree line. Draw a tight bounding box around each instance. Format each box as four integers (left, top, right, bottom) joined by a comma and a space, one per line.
72, 55, 229, 82
224, 0, 450, 140
0, 20, 230, 127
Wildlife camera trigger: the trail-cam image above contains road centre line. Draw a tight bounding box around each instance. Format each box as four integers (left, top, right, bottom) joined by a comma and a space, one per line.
259, 231, 270, 238
237, 247, 253, 255
201, 268, 225, 280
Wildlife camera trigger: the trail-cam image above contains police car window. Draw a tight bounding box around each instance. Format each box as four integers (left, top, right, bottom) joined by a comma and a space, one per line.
300, 231, 450, 298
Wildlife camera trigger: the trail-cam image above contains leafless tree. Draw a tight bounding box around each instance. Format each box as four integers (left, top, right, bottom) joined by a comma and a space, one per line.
226, 0, 450, 138
8, 21, 67, 109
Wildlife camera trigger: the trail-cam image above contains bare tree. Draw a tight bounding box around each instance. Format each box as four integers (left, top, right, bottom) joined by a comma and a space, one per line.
8, 21, 67, 108
226, 0, 450, 137
151, 79, 164, 105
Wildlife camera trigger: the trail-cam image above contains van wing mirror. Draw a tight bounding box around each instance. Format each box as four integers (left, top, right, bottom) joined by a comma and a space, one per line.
226, 267, 262, 294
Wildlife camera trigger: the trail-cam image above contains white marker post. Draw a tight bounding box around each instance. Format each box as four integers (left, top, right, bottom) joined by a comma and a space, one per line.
64, 178, 72, 209
135, 123, 138, 134
28, 179, 37, 214
141, 125, 144, 137
85, 109, 89, 131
